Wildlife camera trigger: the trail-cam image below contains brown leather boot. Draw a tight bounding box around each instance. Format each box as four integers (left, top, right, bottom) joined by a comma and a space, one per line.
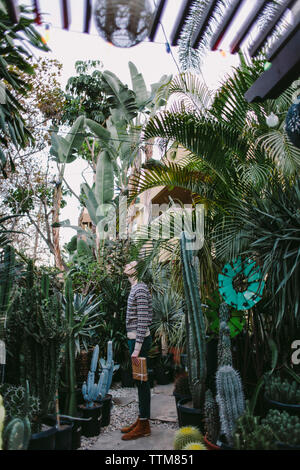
121, 419, 151, 441
120, 417, 140, 434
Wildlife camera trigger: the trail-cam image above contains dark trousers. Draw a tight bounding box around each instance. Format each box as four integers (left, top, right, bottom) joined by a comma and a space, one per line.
128, 335, 152, 419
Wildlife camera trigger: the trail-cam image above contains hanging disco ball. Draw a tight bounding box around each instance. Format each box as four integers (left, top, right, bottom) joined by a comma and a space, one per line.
94, 0, 154, 48
285, 96, 300, 149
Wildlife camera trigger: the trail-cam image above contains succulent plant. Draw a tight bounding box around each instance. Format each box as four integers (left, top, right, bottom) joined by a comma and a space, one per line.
216, 365, 245, 446
204, 389, 220, 444
0, 384, 40, 425
182, 441, 207, 450
264, 373, 300, 405
0, 394, 4, 450
3, 418, 26, 450
173, 373, 191, 397
180, 232, 207, 409
234, 407, 300, 449
217, 321, 232, 368
174, 426, 204, 450
262, 409, 300, 447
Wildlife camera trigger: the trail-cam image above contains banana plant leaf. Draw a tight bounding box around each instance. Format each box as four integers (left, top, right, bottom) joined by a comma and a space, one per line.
50, 116, 85, 164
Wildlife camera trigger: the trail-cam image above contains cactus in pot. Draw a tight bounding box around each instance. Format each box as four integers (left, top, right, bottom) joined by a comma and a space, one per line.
82, 341, 119, 408
180, 232, 207, 409
216, 365, 245, 446
82, 345, 101, 408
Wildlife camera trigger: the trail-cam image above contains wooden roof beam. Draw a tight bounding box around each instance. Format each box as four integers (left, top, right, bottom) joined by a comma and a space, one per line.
61, 0, 70, 30
83, 0, 92, 34
210, 0, 243, 51
148, 0, 167, 42
266, 5, 300, 61
4, 0, 20, 23
191, 0, 219, 49
229, 0, 268, 54
248, 0, 296, 57
244, 28, 300, 102
170, 0, 194, 46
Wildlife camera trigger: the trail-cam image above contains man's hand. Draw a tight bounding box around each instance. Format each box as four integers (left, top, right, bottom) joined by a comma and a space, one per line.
131, 350, 140, 367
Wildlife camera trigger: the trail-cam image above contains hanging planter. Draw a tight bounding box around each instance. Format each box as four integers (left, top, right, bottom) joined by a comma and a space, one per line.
285, 96, 300, 149
94, 0, 153, 48
218, 257, 265, 310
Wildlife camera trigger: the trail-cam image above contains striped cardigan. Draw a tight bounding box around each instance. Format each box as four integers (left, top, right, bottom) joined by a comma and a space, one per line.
126, 282, 152, 346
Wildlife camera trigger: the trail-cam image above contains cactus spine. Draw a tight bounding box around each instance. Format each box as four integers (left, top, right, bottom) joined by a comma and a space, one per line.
216, 365, 245, 446
180, 232, 207, 409
174, 426, 204, 450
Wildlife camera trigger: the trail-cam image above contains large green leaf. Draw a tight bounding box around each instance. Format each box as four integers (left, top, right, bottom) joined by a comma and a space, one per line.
128, 61, 150, 110
102, 70, 138, 123
95, 150, 114, 206
50, 116, 85, 163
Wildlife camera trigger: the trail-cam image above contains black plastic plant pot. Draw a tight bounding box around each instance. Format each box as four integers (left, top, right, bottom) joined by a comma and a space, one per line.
28, 426, 57, 451
78, 403, 103, 438
173, 392, 192, 426
154, 367, 172, 385
99, 394, 112, 427
264, 395, 300, 417
276, 441, 300, 450
177, 397, 205, 433
55, 422, 73, 450
43, 415, 78, 450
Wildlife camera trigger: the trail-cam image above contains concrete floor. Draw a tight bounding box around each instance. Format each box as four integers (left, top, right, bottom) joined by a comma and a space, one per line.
90, 383, 178, 451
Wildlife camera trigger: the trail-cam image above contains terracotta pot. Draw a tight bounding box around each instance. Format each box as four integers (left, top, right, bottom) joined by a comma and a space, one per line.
203, 434, 221, 450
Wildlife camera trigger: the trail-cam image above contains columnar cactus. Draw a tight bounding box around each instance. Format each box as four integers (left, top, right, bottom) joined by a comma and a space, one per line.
204, 389, 219, 444
180, 232, 207, 409
82, 345, 101, 408
0, 394, 4, 450
217, 322, 232, 368
97, 340, 119, 400
216, 365, 245, 446
64, 277, 77, 416
82, 341, 119, 408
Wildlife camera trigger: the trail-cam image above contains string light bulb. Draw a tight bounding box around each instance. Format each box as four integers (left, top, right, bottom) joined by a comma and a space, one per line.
266, 112, 279, 128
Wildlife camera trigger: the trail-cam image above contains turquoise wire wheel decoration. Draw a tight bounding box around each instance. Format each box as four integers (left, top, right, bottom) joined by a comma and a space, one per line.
285, 95, 300, 149
218, 257, 265, 310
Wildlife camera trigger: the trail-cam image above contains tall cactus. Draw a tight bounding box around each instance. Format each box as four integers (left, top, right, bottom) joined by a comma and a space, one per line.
64, 277, 77, 416
180, 232, 207, 409
204, 389, 219, 444
0, 394, 4, 450
218, 322, 232, 368
216, 365, 245, 446
82, 341, 119, 408
97, 340, 119, 400
82, 345, 101, 408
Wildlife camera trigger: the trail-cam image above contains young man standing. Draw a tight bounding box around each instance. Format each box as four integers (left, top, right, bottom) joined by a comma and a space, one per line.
121, 260, 152, 441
